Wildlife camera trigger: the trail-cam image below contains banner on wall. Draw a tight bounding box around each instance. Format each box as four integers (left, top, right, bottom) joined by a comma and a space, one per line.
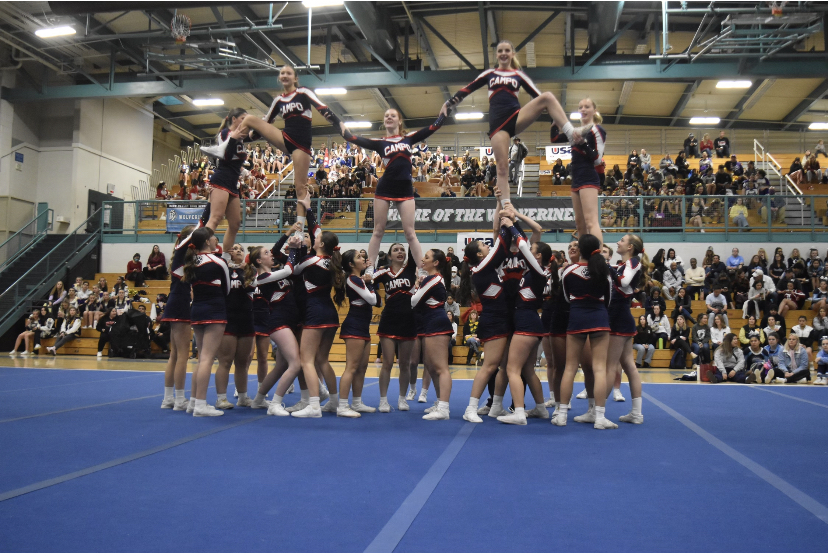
478, 147, 493, 159
384, 198, 575, 231
165, 204, 207, 233
544, 145, 572, 163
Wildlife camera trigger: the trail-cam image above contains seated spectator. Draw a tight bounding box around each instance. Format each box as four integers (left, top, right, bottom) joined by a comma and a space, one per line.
708, 333, 747, 383
684, 258, 705, 300
744, 279, 768, 320
726, 248, 744, 272
144, 245, 168, 280
774, 332, 811, 383
9, 311, 41, 355
671, 286, 695, 323
707, 285, 729, 327
683, 133, 699, 158
698, 151, 712, 174
662, 262, 683, 297
811, 279, 828, 313
126, 253, 147, 287
691, 313, 712, 365
778, 280, 806, 317
627, 149, 640, 168
664, 248, 684, 274
45, 306, 82, 355
739, 315, 765, 347
95, 307, 119, 357
82, 293, 103, 329
114, 290, 130, 315
660, 154, 677, 177
644, 287, 667, 316
715, 131, 730, 158
805, 156, 822, 184
639, 149, 651, 172
670, 315, 694, 368
793, 315, 815, 354
463, 310, 482, 365
787, 157, 803, 185
746, 254, 766, 275
633, 314, 656, 368
675, 152, 690, 178
647, 305, 671, 348
552, 158, 568, 184
700, 133, 714, 157
156, 181, 170, 200
743, 335, 767, 378
725, 155, 743, 176
806, 248, 824, 289
714, 165, 732, 194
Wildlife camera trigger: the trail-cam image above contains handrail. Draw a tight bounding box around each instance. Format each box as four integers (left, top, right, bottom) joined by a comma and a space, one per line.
255, 179, 279, 208
516, 160, 526, 197
0, 207, 54, 272
1, 208, 102, 298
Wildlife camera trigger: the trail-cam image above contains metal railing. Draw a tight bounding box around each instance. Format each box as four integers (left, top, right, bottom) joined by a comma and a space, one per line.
755, 139, 804, 202
97, 194, 828, 240
0, 207, 54, 271
0, 209, 102, 337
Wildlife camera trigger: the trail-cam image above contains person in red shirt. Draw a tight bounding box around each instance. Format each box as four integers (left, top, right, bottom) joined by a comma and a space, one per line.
126, 253, 147, 287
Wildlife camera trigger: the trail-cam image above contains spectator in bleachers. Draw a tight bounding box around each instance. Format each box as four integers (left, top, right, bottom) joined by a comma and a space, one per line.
647, 304, 671, 347
710, 314, 730, 353
698, 151, 712, 174
787, 247, 804, 270
440, 183, 456, 198
48, 281, 66, 313
670, 315, 694, 368
126, 253, 147, 288
813, 306, 828, 338
552, 158, 568, 185
739, 315, 765, 347
82, 293, 102, 329
627, 149, 640, 168
143, 245, 168, 281
463, 310, 481, 365
683, 133, 699, 158
508, 138, 528, 186
675, 151, 690, 178
729, 197, 750, 230
787, 157, 804, 185
671, 286, 695, 324
685, 258, 705, 300
639, 149, 652, 172
806, 248, 824, 289
700, 133, 714, 157
665, 248, 684, 274
114, 290, 129, 315
156, 181, 170, 200
706, 284, 729, 327
763, 315, 782, 343
659, 153, 676, 178
775, 332, 811, 383
805, 156, 822, 185
744, 279, 768, 320
632, 314, 656, 368
746, 254, 766, 275
95, 307, 118, 357
811, 279, 828, 313
778, 280, 806, 318
715, 131, 730, 158
45, 306, 82, 355
707, 333, 746, 383
793, 315, 815, 355
645, 287, 667, 318
691, 313, 711, 364
9, 310, 40, 355
662, 262, 683, 297
815, 338, 828, 384
725, 155, 744, 177
65, 288, 78, 310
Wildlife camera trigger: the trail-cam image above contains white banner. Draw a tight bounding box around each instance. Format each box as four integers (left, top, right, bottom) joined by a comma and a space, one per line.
545, 145, 572, 164
456, 232, 497, 255
478, 147, 493, 159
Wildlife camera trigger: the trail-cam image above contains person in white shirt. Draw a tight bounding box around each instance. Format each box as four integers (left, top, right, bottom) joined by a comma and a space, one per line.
792, 315, 815, 358
763, 315, 782, 344
664, 248, 684, 274
709, 314, 731, 352
639, 149, 652, 172
706, 285, 729, 327
750, 269, 778, 306
76, 281, 91, 301
685, 258, 705, 300
662, 262, 683, 297
646, 305, 671, 347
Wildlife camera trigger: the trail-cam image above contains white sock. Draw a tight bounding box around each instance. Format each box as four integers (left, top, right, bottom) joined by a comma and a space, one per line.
217, 393, 227, 402
330, 393, 339, 406
300, 389, 309, 402
587, 398, 595, 411
238, 391, 249, 402
175, 389, 185, 401
613, 388, 622, 397
296, 215, 306, 229
631, 397, 643, 415
195, 399, 207, 409
339, 398, 349, 409
437, 401, 449, 411
164, 387, 174, 399
272, 394, 283, 406
380, 396, 388, 405
468, 396, 480, 410
398, 395, 406, 405
562, 121, 575, 140
558, 404, 569, 416
353, 396, 361, 406
420, 387, 428, 395
492, 395, 504, 408
594, 405, 606, 419
254, 392, 266, 403
309, 396, 320, 410
514, 407, 525, 418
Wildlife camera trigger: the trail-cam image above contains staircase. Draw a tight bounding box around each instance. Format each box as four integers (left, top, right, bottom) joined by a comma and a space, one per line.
520, 162, 540, 197
0, 235, 66, 296
246, 165, 295, 230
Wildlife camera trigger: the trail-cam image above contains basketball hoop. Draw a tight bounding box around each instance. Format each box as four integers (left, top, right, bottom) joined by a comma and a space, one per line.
171, 14, 191, 44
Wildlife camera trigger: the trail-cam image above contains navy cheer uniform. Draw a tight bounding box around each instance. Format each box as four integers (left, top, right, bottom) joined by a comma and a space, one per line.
255, 249, 299, 334
449, 68, 541, 138
411, 274, 454, 337
608, 256, 641, 337
540, 275, 554, 336
224, 265, 255, 337
162, 228, 197, 323
570, 125, 606, 192
561, 263, 612, 334
294, 252, 339, 329
188, 253, 231, 325
341, 114, 447, 202
373, 255, 418, 341
470, 227, 512, 342
549, 265, 570, 337
340, 275, 378, 341
208, 128, 247, 197
508, 227, 551, 336
263, 87, 339, 155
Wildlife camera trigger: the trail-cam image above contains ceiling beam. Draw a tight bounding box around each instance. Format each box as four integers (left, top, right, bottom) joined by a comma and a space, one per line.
781, 78, 828, 130
154, 104, 207, 139
419, 17, 477, 71
669, 79, 702, 126
580, 16, 641, 71
724, 79, 772, 129
401, 1, 450, 102
478, 3, 489, 69
515, 11, 561, 52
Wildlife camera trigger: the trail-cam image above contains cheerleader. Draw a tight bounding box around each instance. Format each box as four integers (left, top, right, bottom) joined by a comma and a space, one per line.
555, 234, 616, 429
334, 250, 379, 418
441, 39, 578, 203
371, 243, 418, 411
291, 206, 344, 418
213, 244, 256, 410
568, 98, 606, 245
199, 108, 249, 252
493, 215, 552, 425
411, 250, 454, 420
159, 225, 196, 411
339, 109, 447, 272
540, 255, 558, 407
182, 228, 231, 417
575, 235, 645, 425
240, 65, 340, 234
459, 198, 515, 421
247, 234, 304, 416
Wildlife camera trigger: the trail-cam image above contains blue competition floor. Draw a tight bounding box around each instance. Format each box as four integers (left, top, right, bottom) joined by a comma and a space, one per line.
1, 366, 827, 552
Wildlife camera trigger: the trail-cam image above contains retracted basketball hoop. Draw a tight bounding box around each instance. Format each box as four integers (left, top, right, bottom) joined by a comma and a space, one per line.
171, 13, 191, 45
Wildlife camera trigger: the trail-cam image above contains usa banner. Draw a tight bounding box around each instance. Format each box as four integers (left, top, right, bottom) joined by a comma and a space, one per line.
384, 198, 575, 231
545, 145, 572, 163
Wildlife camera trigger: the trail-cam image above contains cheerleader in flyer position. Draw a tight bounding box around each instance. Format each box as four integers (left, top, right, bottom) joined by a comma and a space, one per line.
339, 109, 447, 273
555, 234, 617, 430
334, 250, 379, 418
182, 228, 231, 417
239, 65, 340, 235
568, 98, 606, 246
441, 39, 580, 204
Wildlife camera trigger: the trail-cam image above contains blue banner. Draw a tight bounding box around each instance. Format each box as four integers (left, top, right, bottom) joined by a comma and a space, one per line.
165, 204, 207, 233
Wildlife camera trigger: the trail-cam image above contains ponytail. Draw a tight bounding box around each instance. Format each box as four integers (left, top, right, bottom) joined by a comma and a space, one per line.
578, 234, 608, 290
535, 241, 553, 267
218, 107, 247, 134
182, 227, 214, 284
430, 249, 447, 278
319, 231, 344, 295
334, 249, 358, 307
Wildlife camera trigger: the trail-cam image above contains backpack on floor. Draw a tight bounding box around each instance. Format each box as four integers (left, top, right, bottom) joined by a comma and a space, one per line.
669, 348, 686, 369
